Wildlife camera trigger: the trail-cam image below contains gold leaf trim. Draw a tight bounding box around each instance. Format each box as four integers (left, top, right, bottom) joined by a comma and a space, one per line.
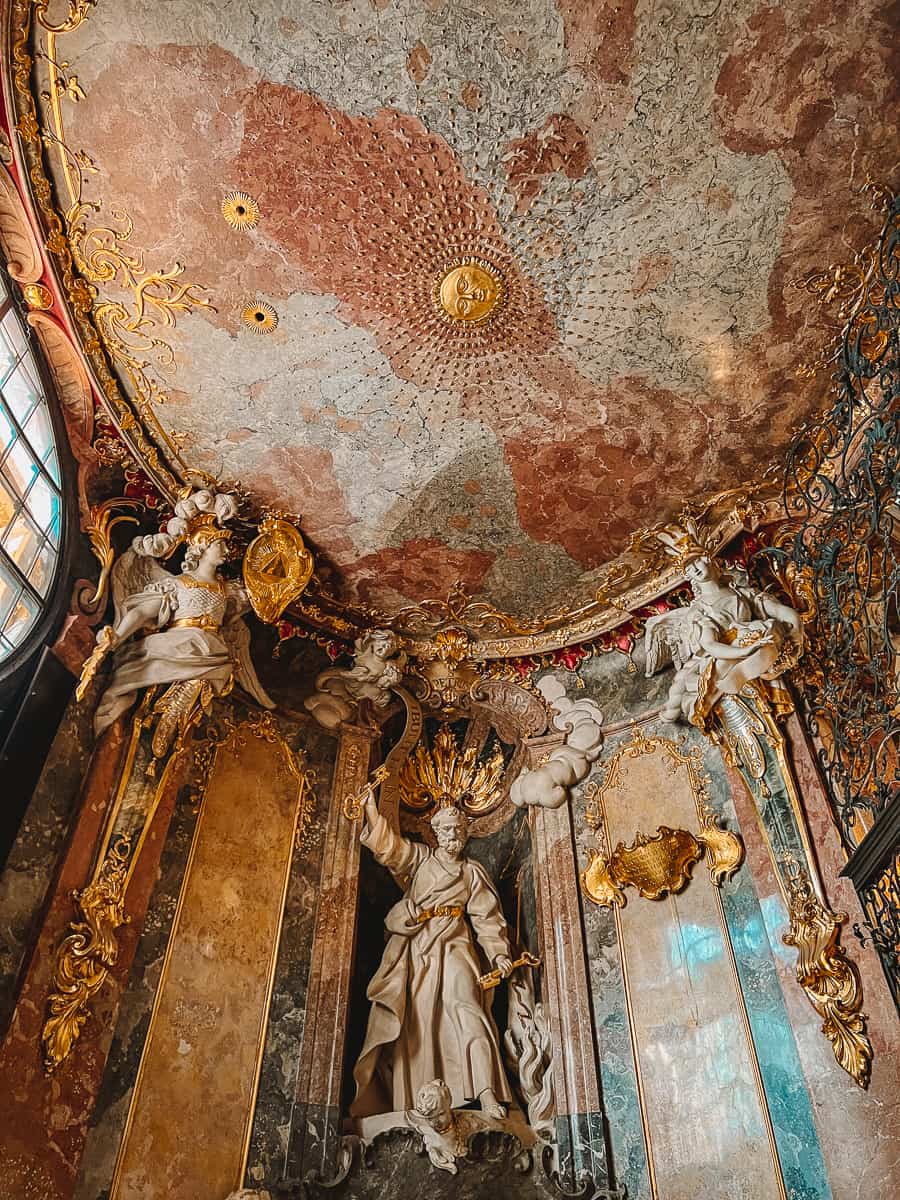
42, 832, 131, 1073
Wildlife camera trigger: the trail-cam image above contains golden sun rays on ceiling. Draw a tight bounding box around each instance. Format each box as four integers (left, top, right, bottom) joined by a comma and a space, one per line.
241, 300, 278, 334
221, 190, 260, 230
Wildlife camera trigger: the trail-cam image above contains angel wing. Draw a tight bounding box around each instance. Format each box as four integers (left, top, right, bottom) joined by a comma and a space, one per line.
109, 545, 172, 628
644, 607, 699, 676
221, 615, 276, 709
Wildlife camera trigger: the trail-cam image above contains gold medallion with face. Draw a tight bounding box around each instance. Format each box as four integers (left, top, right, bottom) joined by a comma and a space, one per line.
435, 258, 505, 324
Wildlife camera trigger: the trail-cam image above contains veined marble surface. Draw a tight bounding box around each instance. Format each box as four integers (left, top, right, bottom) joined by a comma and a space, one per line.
29, 0, 899, 613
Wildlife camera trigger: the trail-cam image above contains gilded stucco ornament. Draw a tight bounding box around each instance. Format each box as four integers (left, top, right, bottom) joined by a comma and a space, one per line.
399, 722, 505, 818
581, 729, 743, 910
434, 256, 505, 325
782, 858, 873, 1089
221, 189, 260, 230
22, 281, 52, 308
583, 816, 743, 910
241, 300, 278, 333
42, 833, 130, 1072
242, 516, 313, 623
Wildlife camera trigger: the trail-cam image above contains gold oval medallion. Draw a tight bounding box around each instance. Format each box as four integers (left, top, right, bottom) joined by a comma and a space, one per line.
435, 257, 504, 325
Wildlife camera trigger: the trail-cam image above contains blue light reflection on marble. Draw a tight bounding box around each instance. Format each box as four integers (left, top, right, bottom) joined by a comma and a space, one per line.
704, 751, 832, 1200
581, 899, 652, 1200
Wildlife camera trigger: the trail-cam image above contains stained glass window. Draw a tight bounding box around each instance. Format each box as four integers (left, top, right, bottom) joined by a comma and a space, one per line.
0, 279, 63, 661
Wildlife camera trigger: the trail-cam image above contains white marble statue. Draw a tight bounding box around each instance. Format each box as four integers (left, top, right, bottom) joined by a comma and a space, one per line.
351, 800, 515, 1121
645, 536, 803, 727
92, 496, 274, 740
305, 628, 407, 729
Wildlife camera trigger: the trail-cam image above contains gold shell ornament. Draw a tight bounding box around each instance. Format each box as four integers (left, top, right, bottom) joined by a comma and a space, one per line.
242, 518, 314, 623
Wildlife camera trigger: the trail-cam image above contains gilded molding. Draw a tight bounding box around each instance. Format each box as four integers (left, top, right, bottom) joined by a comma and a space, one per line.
82, 496, 142, 605
782, 859, 873, 1089
42, 832, 130, 1073
9, 0, 185, 498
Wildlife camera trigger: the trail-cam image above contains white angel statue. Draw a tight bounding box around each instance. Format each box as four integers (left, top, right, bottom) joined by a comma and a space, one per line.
645, 539, 803, 729
88, 509, 274, 754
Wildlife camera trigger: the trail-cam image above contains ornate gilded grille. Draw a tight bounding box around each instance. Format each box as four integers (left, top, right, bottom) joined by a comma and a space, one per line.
771, 184, 900, 1006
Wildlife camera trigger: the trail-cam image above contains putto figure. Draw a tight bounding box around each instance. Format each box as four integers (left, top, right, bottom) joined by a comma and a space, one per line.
351, 794, 515, 1121
304, 628, 407, 730
644, 519, 803, 728
86, 490, 274, 755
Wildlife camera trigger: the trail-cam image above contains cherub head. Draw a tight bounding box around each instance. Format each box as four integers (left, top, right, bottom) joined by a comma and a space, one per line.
413, 1079, 454, 1133
429, 805, 469, 858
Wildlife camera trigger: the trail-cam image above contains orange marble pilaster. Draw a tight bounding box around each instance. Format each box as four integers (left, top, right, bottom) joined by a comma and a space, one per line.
0, 720, 189, 1200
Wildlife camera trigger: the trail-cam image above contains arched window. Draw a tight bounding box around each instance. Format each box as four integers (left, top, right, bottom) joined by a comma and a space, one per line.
0, 279, 62, 662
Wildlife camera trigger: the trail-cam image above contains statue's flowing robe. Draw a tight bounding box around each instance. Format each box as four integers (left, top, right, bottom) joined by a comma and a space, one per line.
351, 813, 514, 1117
94, 578, 234, 735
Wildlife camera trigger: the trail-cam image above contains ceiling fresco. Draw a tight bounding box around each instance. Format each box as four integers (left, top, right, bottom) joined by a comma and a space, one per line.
25, 0, 900, 615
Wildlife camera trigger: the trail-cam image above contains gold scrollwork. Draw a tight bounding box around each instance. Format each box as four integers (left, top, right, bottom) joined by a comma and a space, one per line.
607, 825, 704, 901
32, 0, 97, 35
42, 832, 131, 1073
581, 727, 744, 908
83, 496, 143, 605
242, 517, 314, 624
393, 580, 547, 638
782, 860, 873, 1089
697, 800, 745, 885
582, 849, 627, 909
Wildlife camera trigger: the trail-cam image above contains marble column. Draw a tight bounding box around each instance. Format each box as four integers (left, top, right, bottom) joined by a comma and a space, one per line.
532, 798, 610, 1192
288, 722, 378, 1186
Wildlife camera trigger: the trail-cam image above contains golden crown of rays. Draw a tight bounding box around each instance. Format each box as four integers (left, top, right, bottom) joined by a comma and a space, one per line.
399, 724, 506, 815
